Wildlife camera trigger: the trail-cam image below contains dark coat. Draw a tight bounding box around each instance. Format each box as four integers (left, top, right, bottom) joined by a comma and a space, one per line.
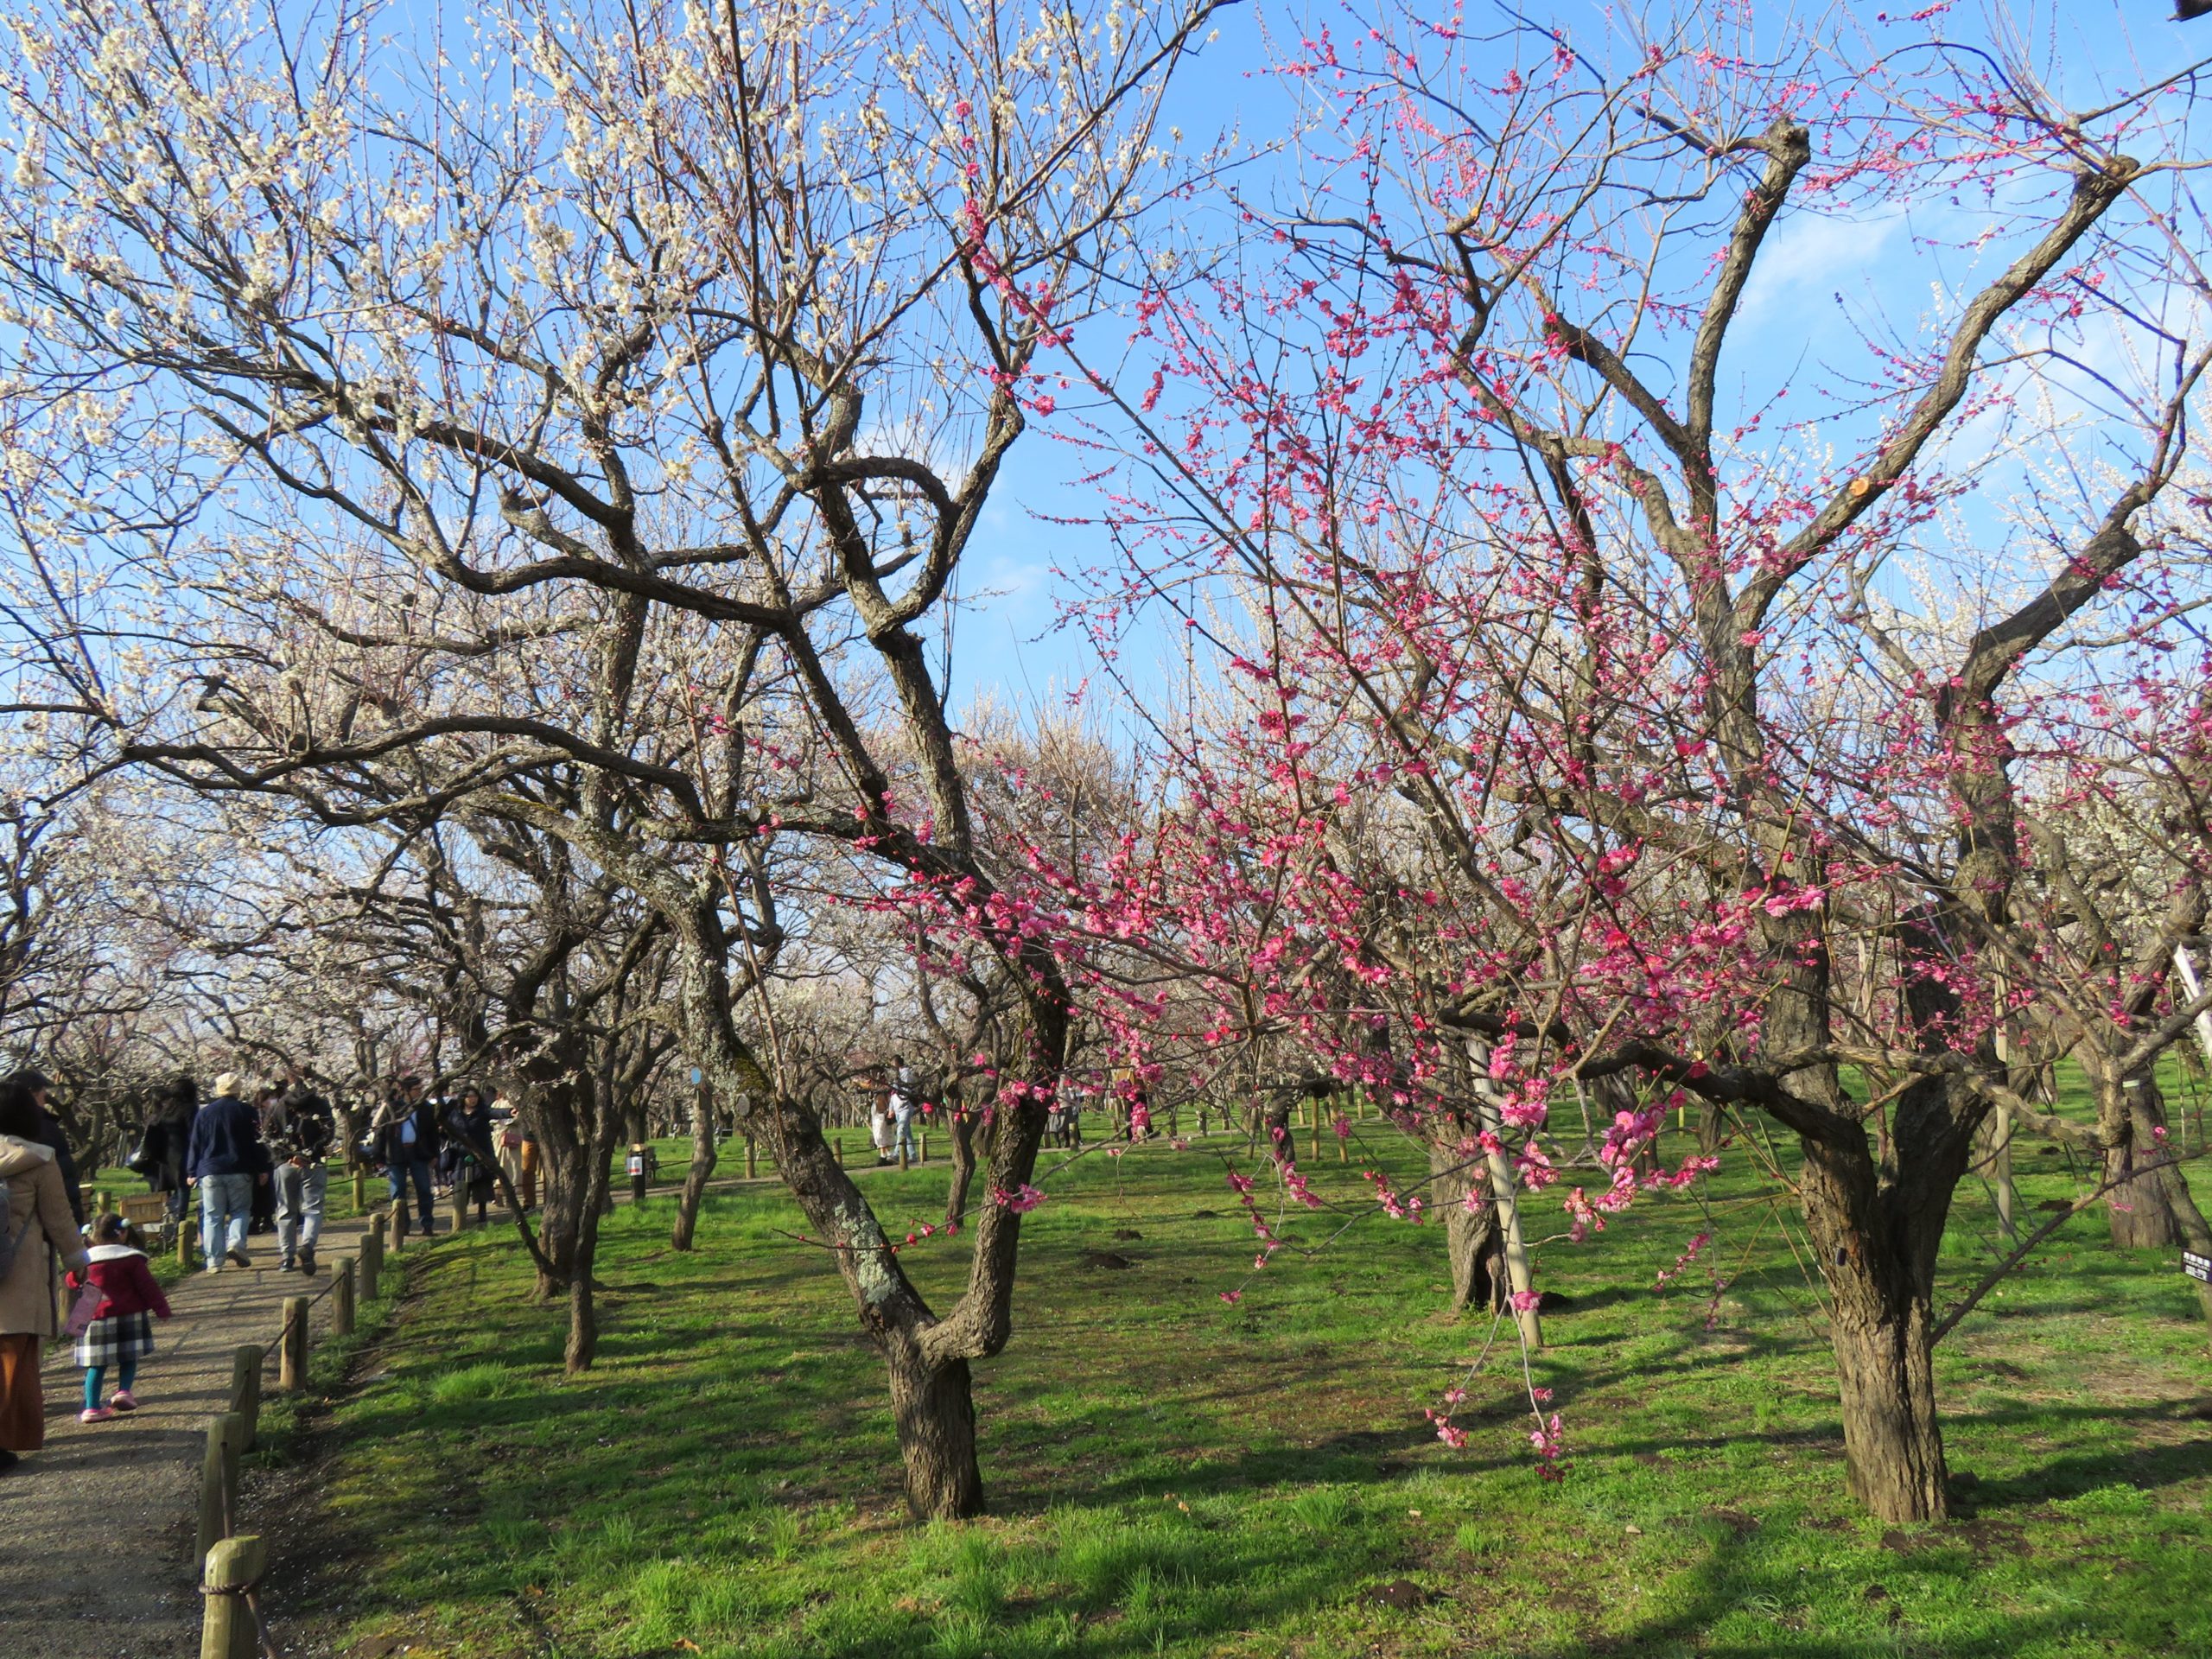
372, 1099, 442, 1166
31, 1106, 85, 1227
184, 1095, 271, 1180
141, 1098, 195, 1193
443, 1103, 497, 1198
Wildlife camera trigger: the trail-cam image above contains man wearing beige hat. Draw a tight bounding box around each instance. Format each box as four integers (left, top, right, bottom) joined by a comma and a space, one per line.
183, 1071, 272, 1271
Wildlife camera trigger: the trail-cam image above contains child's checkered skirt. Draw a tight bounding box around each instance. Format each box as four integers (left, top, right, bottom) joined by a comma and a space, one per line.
76, 1311, 156, 1368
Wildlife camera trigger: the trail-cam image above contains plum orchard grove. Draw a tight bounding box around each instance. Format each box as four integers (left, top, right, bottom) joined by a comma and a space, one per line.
3, 0, 2212, 1649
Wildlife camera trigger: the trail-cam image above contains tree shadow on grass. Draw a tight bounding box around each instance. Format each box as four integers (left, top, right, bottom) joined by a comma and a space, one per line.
1949, 1427, 2212, 1512
968, 1387, 2212, 1529
1470, 1504, 2212, 1659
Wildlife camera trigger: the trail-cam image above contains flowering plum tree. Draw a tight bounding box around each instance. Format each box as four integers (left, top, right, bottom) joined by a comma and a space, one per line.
0, 0, 1220, 1516
1058, 3, 2212, 1521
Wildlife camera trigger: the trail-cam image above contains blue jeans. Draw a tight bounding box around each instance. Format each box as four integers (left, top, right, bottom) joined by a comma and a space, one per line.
387, 1157, 434, 1233
274, 1163, 327, 1262
199, 1173, 253, 1262
894, 1111, 917, 1160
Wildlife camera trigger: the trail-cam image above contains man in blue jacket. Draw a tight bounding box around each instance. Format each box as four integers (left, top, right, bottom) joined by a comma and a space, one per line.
185, 1071, 272, 1271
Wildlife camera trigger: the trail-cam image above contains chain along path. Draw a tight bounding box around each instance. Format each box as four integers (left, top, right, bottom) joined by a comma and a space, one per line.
0, 1205, 378, 1659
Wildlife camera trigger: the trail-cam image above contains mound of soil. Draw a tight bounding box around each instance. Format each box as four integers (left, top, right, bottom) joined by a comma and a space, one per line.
1361, 1579, 1428, 1611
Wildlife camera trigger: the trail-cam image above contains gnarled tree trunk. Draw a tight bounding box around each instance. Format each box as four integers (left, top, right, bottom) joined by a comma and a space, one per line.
2103, 1071, 2190, 1247
887, 1343, 983, 1519
1825, 1263, 1947, 1521
533, 1131, 593, 1300
1796, 1113, 1960, 1523
566, 1253, 598, 1372
561, 1071, 627, 1372
752, 1093, 1020, 1520
1430, 1139, 1503, 1315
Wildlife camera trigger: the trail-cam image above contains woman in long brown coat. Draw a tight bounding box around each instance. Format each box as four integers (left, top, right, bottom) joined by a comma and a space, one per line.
1, 1081, 92, 1470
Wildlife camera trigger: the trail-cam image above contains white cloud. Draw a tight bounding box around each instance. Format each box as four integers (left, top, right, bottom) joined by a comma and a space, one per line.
1737, 211, 1906, 324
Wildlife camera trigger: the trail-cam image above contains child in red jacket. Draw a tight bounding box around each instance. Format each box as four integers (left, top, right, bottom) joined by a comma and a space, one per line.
67, 1215, 173, 1422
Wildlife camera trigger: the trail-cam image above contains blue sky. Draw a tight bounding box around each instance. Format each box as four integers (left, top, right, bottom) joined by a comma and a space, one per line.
939, 0, 2212, 726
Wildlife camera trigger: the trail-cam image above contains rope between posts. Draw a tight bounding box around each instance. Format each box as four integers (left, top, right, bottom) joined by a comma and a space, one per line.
211, 1252, 355, 1653
200, 1576, 282, 1659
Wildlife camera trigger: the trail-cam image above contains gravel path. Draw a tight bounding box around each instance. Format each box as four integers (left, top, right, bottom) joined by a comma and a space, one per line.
0, 1213, 378, 1658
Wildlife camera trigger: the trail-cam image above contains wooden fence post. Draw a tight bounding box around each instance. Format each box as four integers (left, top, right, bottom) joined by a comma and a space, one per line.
194, 1412, 244, 1573
332, 1257, 356, 1338
177, 1212, 194, 1272
227, 1347, 262, 1451
745, 1136, 758, 1179
918, 1129, 928, 1164
278, 1296, 309, 1392
200, 1534, 266, 1659
352, 1167, 367, 1213
388, 1202, 406, 1250
448, 1182, 468, 1234
361, 1217, 384, 1301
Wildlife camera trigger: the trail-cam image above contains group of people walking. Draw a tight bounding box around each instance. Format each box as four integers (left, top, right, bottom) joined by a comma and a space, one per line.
126, 1071, 339, 1271
169, 1071, 339, 1274
0, 1060, 517, 1478
0, 1068, 173, 1457
368, 1075, 501, 1237
0, 1067, 89, 1473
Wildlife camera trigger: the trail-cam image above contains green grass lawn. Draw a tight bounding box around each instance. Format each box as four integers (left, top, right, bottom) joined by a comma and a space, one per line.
264, 1100, 2212, 1659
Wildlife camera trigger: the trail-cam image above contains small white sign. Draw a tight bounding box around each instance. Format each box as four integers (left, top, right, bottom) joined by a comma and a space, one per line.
2185, 1250, 2212, 1285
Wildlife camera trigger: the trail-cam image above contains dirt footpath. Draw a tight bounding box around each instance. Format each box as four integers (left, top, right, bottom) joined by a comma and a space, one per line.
0, 1215, 374, 1659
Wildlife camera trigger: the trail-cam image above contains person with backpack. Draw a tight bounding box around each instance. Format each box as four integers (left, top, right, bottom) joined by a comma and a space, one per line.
0, 1079, 93, 1471
263, 1086, 335, 1274
246, 1084, 283, 1237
